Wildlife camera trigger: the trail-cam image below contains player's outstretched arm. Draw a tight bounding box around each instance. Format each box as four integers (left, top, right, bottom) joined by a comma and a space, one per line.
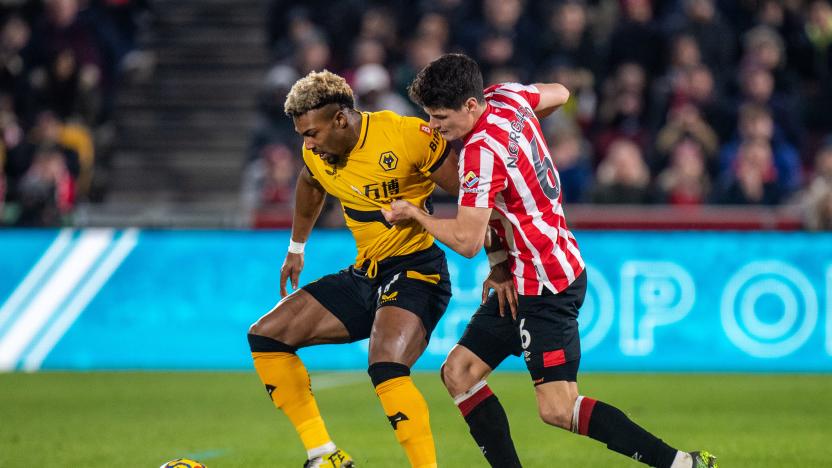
280, 167, 327, 297
532, 82, 570, 120
383, 201, 491, 258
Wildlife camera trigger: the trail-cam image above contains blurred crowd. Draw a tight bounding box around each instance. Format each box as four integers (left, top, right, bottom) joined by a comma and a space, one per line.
0, 0, 151, 226
245, 0, 832, 230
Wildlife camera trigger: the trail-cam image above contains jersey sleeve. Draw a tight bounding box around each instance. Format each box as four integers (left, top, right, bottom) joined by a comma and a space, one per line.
400, 117, 451, 176
458, 144, 507, 209
490, 82, 541, 110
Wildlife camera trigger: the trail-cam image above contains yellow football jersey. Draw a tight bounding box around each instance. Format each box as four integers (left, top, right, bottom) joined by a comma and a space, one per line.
303, 111, 450, 275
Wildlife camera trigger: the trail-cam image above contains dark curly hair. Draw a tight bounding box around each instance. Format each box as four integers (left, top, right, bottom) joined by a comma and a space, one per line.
408, 53, 484, 110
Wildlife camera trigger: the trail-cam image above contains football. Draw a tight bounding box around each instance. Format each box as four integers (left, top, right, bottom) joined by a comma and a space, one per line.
159, 458, 206, 468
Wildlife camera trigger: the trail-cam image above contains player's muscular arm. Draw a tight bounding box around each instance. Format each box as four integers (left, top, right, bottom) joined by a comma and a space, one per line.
383, 202, 492, 258
280, 167, 327, 297
532, 82, 570, 120
428, 149, 460, 196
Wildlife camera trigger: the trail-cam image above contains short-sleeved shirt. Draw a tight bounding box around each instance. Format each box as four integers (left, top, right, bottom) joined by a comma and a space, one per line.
458, 83, 585, 295
303, 110, 450, 270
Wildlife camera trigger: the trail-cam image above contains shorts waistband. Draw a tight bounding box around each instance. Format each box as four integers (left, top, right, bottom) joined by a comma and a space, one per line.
353, 244, 443, 278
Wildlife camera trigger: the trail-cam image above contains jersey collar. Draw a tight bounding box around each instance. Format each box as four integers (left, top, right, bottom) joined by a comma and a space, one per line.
348, 112, 370, 154
463, 103, 491, 145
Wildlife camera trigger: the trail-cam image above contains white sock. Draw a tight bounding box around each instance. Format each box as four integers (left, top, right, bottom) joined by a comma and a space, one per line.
670, 451, 693, 468
307, 441, 337, 460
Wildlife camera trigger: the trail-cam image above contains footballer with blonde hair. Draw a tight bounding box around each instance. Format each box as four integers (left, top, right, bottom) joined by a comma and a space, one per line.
247, 70, 461, 468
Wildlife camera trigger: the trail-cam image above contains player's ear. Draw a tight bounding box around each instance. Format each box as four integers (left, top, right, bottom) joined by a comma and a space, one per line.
464, 97, 478, 113
333, 109, 349, 129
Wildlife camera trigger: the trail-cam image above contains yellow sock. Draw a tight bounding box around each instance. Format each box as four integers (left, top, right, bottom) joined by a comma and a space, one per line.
252, 352, 332, 452
375, 376, 437, 468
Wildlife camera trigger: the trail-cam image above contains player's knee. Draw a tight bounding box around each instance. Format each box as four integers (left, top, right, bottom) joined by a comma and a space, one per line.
538, 400, 573, 430
440, 358, 472, 395
247, 302, 299, 344
247, 319, 264, 337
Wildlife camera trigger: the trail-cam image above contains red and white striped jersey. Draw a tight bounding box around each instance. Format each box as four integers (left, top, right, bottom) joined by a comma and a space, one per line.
458, 83, 585, 295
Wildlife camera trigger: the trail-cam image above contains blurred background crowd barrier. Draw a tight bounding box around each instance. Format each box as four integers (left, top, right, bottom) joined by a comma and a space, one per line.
1, 0, 832, 229
1, 229, 830, 371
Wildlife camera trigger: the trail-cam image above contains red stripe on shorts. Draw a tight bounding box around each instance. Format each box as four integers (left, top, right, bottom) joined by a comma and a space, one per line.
543, 349, 566, 367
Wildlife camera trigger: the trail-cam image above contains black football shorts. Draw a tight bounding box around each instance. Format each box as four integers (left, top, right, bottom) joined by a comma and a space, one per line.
458, 270, 587, 385
303, 243, 451, 342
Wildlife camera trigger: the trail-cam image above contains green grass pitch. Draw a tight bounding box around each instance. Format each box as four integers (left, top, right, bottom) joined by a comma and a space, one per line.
1, 372, 830, 467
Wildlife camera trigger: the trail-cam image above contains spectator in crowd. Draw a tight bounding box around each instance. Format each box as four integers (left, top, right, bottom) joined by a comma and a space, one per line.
736, 64, 801, 146
684, 63, 733, 141
353, 63, 415, 116
794, 0, 832, 132
590, 138, 654, 204
666, 0, 736, 80
414, 12, 451, 52
358, 6, 401, 62
719, 103, 801, 195
714, 138, 781, 205
538, 0, 600, 78
654, 103, 719, 173
342, 37, 386, 84
548, 122, 593, 203
392, 34, 444, 97
293, 31, 332, 75
247, 64, 300, 165
240, 142, 297, 221
742, 25, 799, 95
0, 15, 30, 108
606, 0, 665, 78
460, 0, 535, 80
801, 141, 832, 230
25, 0, 103, 124
656, 137, 711, 205
14, 143, 74, 226
595, 62, 651, 159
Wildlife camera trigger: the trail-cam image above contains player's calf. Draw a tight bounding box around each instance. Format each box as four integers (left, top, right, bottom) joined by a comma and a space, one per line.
368, 362, 436, 468
536, 394, 576, 430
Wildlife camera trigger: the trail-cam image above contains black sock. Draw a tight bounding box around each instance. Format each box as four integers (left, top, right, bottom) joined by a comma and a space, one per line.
458, 385, 522, 468
577, 397, 677, 468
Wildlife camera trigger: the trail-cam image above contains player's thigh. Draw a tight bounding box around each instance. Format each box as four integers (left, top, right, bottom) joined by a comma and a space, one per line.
441, 344, 494, 396
248, 289, 350, 347
369, 305, 428, 366
368, 263, 452, 365
518, 276, 585, 386
250, 266, 376, 347
456, 293, 521, 373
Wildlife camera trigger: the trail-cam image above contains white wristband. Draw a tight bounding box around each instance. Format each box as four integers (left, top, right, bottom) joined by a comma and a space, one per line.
487, 250, 508, 268
288, 240, 306, 254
